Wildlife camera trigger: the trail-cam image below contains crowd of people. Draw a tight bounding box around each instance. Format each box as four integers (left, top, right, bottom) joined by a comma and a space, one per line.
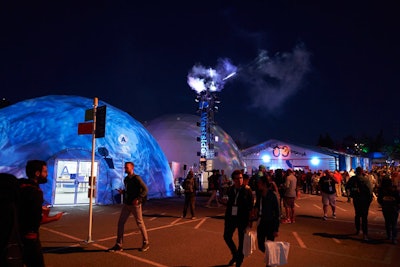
2, 160, 399, 267
183, 164, 400, 266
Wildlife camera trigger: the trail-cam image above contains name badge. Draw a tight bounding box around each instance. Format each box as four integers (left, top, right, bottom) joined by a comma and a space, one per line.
232, 206, 238, 216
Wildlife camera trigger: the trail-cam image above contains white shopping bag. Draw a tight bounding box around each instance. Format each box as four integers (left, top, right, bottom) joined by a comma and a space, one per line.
243, 230, 257, 257
264, 240, 290, 266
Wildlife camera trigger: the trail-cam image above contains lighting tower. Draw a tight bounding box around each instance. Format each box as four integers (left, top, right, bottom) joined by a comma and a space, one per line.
195, 87, 220, 162
187, 59, 237, 171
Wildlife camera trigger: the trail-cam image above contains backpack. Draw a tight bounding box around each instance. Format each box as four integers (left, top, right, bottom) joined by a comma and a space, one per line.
0, 173, 24, 267
349, 176, 370, 199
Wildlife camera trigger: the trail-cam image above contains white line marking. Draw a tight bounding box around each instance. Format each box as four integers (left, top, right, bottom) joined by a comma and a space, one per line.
42, 227, 168, 267
292, 231, 306, 248
335, 206, 347, 212
194, 218, 207, 229
170, 218, 182, 225
313, 204, 322, 210
332, 238, 341, 244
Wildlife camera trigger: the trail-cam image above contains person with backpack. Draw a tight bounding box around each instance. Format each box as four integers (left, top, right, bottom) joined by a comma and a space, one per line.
345, 167, 373, 241
181, 170, 198, 219
19, 160, 63, 267
108, 161, 150, 252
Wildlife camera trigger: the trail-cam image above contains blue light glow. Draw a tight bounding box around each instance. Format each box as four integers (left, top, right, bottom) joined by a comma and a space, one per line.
311, 157, 320, 166
262, 155, 271, 163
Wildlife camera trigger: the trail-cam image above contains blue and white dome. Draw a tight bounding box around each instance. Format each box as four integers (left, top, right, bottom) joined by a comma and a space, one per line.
0, 95, 174, 205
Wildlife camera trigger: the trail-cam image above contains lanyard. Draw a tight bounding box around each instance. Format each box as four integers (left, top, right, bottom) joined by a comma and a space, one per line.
234, 188, 240, 205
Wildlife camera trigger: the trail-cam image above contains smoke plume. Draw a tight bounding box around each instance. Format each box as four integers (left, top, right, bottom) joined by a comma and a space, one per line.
241, 44, 311, 112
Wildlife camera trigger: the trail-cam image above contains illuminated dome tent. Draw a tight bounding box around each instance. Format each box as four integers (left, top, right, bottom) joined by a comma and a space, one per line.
145, 113, 245, 186
0, 95, 174, 205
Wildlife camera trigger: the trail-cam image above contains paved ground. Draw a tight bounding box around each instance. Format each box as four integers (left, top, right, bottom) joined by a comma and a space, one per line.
40, 194, 400, 267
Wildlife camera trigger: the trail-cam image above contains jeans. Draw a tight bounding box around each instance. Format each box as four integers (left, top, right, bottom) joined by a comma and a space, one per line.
116, 204, 149, 246
183, 193, 196, 217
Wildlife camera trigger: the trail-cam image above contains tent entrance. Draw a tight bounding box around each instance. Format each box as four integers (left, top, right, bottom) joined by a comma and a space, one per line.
54, 159, 98, 205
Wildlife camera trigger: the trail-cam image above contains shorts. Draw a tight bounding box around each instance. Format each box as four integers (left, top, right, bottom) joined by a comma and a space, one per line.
321, 192, 336, 207
283, 197, 295, 208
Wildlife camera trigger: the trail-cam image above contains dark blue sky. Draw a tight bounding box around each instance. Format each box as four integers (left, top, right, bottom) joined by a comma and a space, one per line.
1, 1, 399, 147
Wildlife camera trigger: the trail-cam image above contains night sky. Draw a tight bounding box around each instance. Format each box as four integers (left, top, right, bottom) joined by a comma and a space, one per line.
1, 1, 399, 147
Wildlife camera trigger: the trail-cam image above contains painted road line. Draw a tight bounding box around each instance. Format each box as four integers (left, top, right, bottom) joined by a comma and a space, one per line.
335, 206, 347, 212
292, 231, 306, 248
332, 238, 341, 244
313, 204, 322, 209
170, 218, 182, 225
194, 218, 208, 229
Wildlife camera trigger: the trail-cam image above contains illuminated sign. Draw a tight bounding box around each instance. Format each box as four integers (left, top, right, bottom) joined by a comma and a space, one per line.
272, 146, 290, 157
200, 111, 208, 157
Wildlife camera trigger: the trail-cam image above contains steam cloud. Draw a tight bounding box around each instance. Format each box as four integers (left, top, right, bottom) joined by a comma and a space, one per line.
187, 43, 311, 112
242, 44, 311, 112
187, 58, 237, 94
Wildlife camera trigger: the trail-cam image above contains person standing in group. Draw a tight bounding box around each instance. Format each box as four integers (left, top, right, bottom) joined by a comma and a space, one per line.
319, 170, 337, 221
273, 169, 286, 218
342, 170, 351, 202
182, 170, 198, 219
108, 162, 150, 252
205, 169, 221, 208
223, 170, 254, 267
377, 177, 400, 244
19, 160, 64, 267
333, 170, 343, 197
345, 167, 373, 241
254, 175, 280, 265
282, 169, 297, 223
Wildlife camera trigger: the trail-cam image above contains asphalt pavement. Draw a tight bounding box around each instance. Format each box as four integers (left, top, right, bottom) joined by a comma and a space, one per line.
40, 193, 400, 267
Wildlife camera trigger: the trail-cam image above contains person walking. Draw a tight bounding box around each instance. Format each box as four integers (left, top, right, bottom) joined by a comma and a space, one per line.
223, 170, 254, 267
19, 160, 63, 267
319, 170, 337, 221
108, 162, 150, 252
377, 177, 400, 244
345, 167, 373, 241
182, 170, 198, 219
254, 175, 280, 267
205, 169, 221, 207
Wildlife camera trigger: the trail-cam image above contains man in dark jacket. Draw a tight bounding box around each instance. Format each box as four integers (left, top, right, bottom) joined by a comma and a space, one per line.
345, 167, 373, 241
108, 162, 149, 252
19, 160, 63, 267
223, 170, 254, 267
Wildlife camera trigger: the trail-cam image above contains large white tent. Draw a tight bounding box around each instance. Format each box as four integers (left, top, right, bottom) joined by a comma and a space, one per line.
145, 113, 245, 183
242, 139, 372, 172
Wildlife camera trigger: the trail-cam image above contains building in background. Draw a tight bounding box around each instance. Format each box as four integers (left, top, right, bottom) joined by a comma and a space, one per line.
242, 139, 372, 173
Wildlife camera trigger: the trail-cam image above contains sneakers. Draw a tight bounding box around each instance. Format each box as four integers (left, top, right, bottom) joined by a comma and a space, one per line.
139, 242, 150, 252
323, 215, 328, 221
332, 213, 336, 219
108, 244, 123, 252
281, 218, 291, 224
191, 216, 197, 220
